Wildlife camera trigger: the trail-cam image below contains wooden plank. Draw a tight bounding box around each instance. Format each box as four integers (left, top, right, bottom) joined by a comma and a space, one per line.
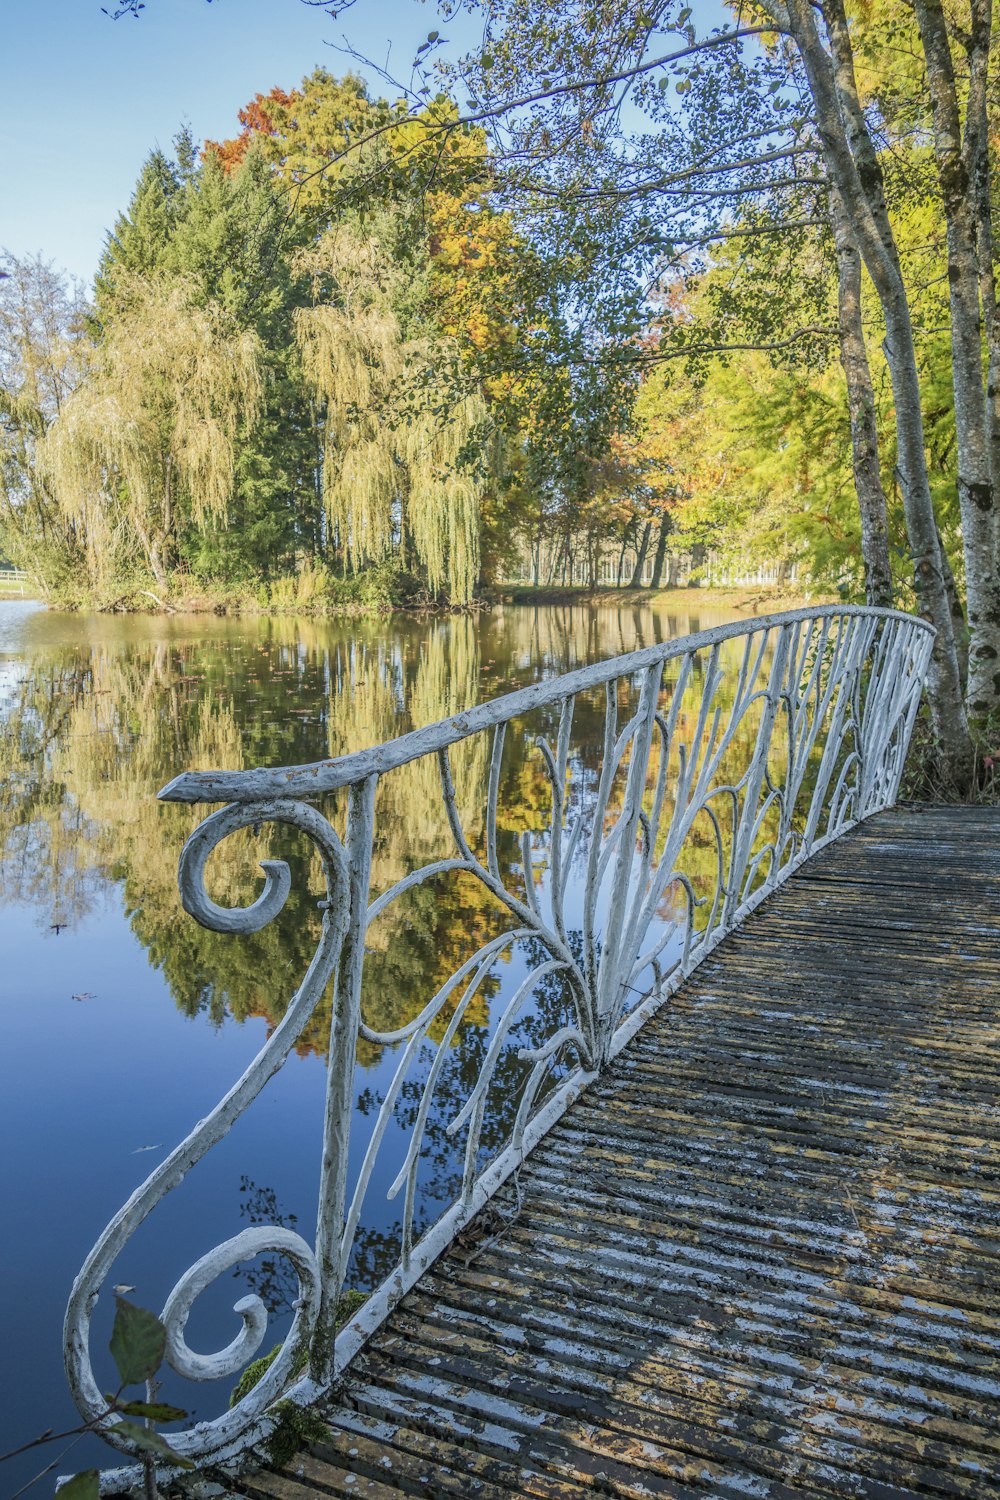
231, 805, 1000, 1499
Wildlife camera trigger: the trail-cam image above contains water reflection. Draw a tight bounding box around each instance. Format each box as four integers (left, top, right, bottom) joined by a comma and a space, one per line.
2, 599, 777, 1254
0, 600, 747, 1046
0, 594, 764, 1481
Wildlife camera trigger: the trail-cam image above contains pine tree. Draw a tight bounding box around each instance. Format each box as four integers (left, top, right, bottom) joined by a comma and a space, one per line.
92, 149, 178, 327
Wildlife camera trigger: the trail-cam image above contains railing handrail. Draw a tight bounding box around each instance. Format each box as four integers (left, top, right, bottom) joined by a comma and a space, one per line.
158, 604, 933, 806
66, 603, 936, 1483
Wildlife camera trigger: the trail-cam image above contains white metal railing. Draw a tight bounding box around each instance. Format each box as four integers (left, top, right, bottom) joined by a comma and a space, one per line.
64, 606, 934, 1477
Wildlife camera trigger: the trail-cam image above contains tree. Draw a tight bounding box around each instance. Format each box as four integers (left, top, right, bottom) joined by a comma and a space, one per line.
42, 274, 262, 586
295, 227, 486, 601
0, 251, 87, 592
93, 147, 179, 329
828, 179, 892, 608
161, 144, 320, 578
769, 0, 972, 775
429, 0, 982, 781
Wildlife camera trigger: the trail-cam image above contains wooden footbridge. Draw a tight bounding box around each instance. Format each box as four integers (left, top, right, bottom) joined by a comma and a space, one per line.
62, 609, 999, 1500
230, 804, 1000, 1500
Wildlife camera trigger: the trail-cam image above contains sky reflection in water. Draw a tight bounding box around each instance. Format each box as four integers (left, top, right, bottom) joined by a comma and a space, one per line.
0, 595, 756, 1488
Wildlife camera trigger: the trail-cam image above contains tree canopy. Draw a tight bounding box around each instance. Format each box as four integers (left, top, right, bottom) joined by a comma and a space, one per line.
10, 0, 1000, 781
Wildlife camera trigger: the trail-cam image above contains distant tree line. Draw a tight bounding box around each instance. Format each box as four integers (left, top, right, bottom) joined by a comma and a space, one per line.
6, 0, 1000, 784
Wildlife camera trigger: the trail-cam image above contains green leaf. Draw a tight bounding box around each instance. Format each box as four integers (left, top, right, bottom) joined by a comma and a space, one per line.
678, 6, 692, 23
109, 1298, 166, 1388
117, 1400, 188, 1423
56, 1473, 100, 1500
107, 1422, 194, 1469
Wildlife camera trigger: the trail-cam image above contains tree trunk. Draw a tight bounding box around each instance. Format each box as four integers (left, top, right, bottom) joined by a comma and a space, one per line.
913, 0, 1000, 720
148, 534, 169, 587
938, 526, 969, 694
650, 513, 671, 588
828, 180, 893, 607
545, 535, 562, 586
783, 0, 973, 787
158, 462, 174, 581
629, 520, 652, 587
616, 536, 629, 586
964, 0, 1000, 526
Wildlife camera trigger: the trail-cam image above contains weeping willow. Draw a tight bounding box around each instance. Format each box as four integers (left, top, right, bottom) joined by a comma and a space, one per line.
41, 275, 262, 583
295, 228, 486, 602
400, 392, 484, 603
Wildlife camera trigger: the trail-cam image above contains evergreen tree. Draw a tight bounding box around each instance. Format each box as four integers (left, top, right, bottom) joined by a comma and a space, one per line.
164, 146, 318, 578
92, 148, 178, 326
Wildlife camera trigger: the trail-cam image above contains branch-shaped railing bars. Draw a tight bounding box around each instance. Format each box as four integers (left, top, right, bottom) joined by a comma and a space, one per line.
64, 606, 934, 1477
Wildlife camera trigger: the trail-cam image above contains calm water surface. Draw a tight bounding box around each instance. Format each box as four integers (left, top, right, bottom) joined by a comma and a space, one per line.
0, 596, 753, 1489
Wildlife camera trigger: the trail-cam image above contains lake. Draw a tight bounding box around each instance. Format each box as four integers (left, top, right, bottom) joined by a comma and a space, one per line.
0, 593, 761, 1491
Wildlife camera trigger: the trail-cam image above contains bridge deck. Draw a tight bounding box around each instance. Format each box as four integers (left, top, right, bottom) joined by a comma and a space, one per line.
237, 804, 1000, 1500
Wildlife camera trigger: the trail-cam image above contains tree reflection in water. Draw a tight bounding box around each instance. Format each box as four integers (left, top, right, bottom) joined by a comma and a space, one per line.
0, 598, 766, 1293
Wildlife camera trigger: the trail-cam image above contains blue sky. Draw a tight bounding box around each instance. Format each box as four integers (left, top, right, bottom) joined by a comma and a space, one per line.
2, 0, 481, 289
3, 0, 731, 293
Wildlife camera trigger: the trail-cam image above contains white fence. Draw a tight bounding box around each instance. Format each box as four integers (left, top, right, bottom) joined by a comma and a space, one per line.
0, 568, 32, 595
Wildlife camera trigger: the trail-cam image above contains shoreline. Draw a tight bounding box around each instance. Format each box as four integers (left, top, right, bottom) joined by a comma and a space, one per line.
499, 583, 828, 613
17, 581, 828, 618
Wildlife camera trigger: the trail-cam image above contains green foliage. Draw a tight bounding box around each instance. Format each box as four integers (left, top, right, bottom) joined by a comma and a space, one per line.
27, 50, 653, 610
117, 1400, 188, 1422
6, 1299, 192, 1495
105, 1422, 194, 1469
22, 13, 986, 626
229, 1345, 284, 1409
0, 252, 88, 593
93, 147, 179, 330
56, 1472, 99, 1500
263, 1402, 330, 1470
109, 1295, 167, 1387
267, 560, 334, 612
228, 1290, 367, 1413
14, 1282, 370, 1488
334, 1288, 370, 1327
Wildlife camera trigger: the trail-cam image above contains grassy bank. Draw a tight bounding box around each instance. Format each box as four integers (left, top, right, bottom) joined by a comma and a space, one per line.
501, 582, 828, 614
35, 569, 825, 618
39, 561, 437, 617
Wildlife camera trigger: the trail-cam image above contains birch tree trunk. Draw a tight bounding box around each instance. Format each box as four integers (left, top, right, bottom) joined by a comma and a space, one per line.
828, 179, 893, 608
779, 0, 973, 787
913, 0, 1000, 720
964, 0, 1000, 522
938, 525, 969, 693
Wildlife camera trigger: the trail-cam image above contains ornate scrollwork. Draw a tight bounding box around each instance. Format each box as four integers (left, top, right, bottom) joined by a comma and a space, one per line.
64, 799, 349, 1462
337, 610, 934, 1288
